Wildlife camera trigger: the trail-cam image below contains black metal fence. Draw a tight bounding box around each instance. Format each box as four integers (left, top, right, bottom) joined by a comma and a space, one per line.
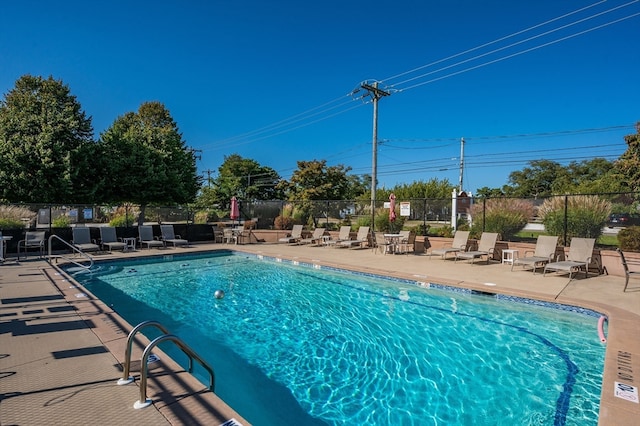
0, 192, 637, 247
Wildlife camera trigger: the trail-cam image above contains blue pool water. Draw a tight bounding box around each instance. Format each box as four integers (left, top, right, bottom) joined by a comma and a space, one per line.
67, 252, 605, 425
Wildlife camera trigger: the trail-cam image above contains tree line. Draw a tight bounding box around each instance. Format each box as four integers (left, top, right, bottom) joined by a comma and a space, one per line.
1, 74, 639, 214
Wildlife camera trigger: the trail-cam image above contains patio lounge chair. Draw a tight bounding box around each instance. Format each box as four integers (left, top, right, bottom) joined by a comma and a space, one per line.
161, 224, 189, 248
99, 226, 126, 253
511, 235, 559, 273
430, 231, 470, 259
455, 232, 499, 264
278, 224, 303, 244
325, 226, 352, 247
299, 227, 327, 246
138, 225, 165, 249
543, 238, 595, 280
617, 248, 640, 292
339, 226, 370, 249
17, 231, 46, 260
72, 227, 100, 253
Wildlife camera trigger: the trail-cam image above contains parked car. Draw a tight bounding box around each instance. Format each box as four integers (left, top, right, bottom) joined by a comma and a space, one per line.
607, 213, 640, 227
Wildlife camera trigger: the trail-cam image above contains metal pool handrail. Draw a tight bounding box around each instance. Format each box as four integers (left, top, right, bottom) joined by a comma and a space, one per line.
47, 234, 94, 270
117, 320, 216, 410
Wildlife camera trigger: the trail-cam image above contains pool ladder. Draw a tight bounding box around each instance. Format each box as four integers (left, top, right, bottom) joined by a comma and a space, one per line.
117, 320, 216, 409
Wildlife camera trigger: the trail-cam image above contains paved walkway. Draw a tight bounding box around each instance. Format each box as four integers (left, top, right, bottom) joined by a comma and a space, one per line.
1, 242, 639, 425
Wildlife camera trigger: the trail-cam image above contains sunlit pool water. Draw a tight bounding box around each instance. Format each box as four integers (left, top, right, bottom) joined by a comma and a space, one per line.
66, 251, 605, 425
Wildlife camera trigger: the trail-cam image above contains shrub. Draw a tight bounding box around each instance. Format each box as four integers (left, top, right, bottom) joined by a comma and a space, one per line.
52, 215, 71, 228
107, 205, 139, 227
0, 205, 35, 229
538, 195, 611, 245
193, 210, 218, 224
470, 198, 534, 240
373, 209, 405, 233
617, 226, 640, 252
430, 225, 455, 238
274, 215, 293, 230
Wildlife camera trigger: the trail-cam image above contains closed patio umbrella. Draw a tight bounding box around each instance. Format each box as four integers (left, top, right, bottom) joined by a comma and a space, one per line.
230, 196, 240, 223
389, 193, 396, 222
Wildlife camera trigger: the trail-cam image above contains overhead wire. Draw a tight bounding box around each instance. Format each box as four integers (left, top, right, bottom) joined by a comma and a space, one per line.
200, 0, 639, 180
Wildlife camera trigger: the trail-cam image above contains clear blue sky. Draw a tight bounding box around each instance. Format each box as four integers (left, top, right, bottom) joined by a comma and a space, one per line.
2, 0, 639, 193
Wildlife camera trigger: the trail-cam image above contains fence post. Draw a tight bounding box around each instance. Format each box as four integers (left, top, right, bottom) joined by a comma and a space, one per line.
563, 195, 569, 246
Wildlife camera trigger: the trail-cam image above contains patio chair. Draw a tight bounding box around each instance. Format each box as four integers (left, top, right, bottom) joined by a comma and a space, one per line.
511, 235, 559, 273
71, 227, 100, 253
161, 224, 189, 248
374, 231, 395, 254
325, 226, 352, 247
278, 224, 303, 244
223, 228, 237, 244
395, 231, 416, 255
212, 227, 224, 243
617, 248, 640, 292
17, 231, 46, 260
430, 231, 470, 259
299, 227, 327, 246
99, 226, 126, 253
138, 226, 165, 249
455, 232, 499, 264
339, 226, 370, 249
543, 238, 595, 280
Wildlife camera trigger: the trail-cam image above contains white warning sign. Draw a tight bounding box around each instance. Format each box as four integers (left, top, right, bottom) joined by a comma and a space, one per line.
614, 381, 639, 403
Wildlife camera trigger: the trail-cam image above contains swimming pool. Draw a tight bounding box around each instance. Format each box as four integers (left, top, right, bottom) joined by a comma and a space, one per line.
68, 251, 605, 425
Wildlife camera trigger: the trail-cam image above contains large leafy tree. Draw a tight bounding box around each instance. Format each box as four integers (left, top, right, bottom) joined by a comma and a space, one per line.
505, 160, 568, 197
0, 75, 96, 203
278, 159, 352, 224
616, 121, 640, 192
204, 154, 282, 207
98, 101, 200, 223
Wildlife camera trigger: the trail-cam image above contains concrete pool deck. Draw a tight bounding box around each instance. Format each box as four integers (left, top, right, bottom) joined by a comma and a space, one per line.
1, 242, 639, 425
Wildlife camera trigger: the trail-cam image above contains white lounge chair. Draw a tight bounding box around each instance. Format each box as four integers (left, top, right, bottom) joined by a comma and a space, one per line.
543, 238, 595, 280
161, 225, 188, 248
99, 226, 126, 253
72, 227, 100, 253
455, 232, 499, 264
138, 226, 165, 249
511, 235, 558, 273
339, 226, 370, 249
325, 226, 352, 247
617, 248, 640, 292
278, 224, 303, 244
430, 231, 470, 259
299, 227, 326, 246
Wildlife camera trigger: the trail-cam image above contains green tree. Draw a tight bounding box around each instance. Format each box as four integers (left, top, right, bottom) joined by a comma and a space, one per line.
616, 121, 640, 192
0, 75, 96, 203
98, 101, 200, 223
210, 154, 282, 205
278, 159, 352, 225
506, 160, 568, 197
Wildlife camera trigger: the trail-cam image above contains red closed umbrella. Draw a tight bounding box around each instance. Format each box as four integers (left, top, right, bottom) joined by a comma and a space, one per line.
230, 196, 240, 222
389, 193, 396, 222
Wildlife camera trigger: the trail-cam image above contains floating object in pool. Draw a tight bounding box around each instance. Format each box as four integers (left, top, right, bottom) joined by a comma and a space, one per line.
214, 289, 225, 299
181, 263, 189, 267
126, 268, 137, 273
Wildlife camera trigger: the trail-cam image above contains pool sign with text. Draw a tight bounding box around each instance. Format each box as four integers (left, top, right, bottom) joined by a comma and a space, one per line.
614, 382, 638, 403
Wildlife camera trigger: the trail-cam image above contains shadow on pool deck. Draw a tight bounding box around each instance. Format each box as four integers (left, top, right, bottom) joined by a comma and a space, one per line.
1, 242, 638, 425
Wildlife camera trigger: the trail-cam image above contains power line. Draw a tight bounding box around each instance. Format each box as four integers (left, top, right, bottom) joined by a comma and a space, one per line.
197, 1, 639, 161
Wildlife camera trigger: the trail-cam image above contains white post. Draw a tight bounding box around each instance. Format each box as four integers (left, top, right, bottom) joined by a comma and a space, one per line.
451, 189, 458, 231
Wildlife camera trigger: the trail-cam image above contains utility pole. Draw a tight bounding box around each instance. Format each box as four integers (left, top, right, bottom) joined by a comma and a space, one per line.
358, 81, 390, 230
459, 137, 465, 192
